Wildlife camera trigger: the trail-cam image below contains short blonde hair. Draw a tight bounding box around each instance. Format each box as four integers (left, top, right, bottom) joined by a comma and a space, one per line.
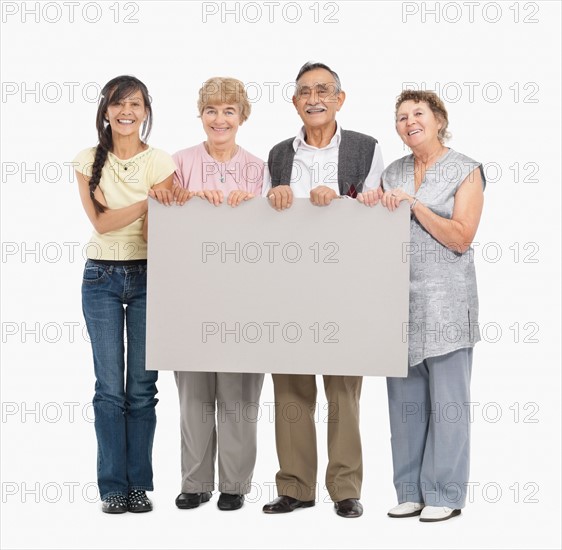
197, 77, 251, 123
395, 90, 451, 143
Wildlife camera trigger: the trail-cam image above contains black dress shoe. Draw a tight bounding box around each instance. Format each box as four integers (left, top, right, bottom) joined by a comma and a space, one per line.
127, 490, 153, 513
101, 495, 128, 514
218, 493, 244, 511
262, 495, 315, 514
175, 491, 212, 509
334, 498, 363, 518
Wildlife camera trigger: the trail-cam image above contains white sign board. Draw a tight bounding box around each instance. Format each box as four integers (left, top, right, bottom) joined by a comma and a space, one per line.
146, 198, 410, 376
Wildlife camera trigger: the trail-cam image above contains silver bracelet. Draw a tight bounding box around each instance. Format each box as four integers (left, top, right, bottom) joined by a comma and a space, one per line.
410, 197, 418, 210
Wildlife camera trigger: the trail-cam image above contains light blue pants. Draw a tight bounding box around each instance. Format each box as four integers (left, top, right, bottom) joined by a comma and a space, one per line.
387, 348, 473, 508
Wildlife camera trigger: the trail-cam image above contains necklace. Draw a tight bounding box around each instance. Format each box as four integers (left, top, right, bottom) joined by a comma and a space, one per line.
204, 142, 238, 183
214, 160, 226, 183
111, 143, 146, 171
124, 143, 146, 171
108, 144, 147, 181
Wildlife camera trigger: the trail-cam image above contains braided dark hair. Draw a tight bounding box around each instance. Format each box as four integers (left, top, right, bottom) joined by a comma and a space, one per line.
89, 75, 153, 214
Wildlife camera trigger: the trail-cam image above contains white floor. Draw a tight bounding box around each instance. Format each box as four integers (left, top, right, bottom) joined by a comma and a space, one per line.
1, 367, 560, 550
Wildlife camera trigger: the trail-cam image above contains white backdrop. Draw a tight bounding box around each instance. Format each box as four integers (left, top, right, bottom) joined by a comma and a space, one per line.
1, 1, 560, 549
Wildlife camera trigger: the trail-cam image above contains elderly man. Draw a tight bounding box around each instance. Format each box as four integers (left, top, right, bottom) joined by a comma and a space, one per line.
261, 61, 384, 518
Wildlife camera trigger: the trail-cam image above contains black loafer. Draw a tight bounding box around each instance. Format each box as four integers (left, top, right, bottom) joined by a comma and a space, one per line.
218, 493, 244, 511
127, 490, 153, 513
175, 491, 212, 509
262, 495, 315, 514
334, 498, 363, 518
102, 495, 128, 514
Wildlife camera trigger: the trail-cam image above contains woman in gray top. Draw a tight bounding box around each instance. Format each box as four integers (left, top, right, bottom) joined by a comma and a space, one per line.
360, 90, 485, 522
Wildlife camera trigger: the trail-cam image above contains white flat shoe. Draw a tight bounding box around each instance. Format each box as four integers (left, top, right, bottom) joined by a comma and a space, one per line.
419, 506, 461, 522
387, 502, 424, 518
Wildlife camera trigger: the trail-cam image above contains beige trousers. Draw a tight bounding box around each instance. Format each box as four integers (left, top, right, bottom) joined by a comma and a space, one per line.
272, 374, 363, 502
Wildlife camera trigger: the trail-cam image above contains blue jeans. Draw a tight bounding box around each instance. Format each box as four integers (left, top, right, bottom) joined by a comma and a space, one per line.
81, 259, 157, 500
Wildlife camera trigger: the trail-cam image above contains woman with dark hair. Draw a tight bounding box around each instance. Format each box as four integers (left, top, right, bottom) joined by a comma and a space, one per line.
73, 75, 175, 514
359, 90, 485, 522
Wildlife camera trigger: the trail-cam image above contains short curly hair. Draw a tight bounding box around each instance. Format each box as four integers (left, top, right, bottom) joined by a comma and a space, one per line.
197, 77, 251, 123
395, 90, 451, 143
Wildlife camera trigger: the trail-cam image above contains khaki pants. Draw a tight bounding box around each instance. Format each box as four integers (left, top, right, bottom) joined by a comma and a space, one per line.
272, 374, 363, 502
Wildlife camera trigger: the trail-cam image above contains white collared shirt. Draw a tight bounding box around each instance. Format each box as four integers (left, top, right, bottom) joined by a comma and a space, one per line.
262, 124, 384, 198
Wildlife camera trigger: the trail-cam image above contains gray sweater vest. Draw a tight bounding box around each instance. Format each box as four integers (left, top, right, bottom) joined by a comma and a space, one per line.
267, 130, 378, 197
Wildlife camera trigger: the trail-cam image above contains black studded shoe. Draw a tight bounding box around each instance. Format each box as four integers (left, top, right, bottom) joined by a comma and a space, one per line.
127, 490, 153, 513
101, 495, 128, 514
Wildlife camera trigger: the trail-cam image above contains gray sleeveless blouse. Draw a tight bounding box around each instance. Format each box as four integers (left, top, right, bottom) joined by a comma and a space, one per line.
382, 148, 485, 366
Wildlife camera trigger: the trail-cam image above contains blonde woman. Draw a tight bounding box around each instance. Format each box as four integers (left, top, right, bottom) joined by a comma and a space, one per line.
171, 77, 264, 512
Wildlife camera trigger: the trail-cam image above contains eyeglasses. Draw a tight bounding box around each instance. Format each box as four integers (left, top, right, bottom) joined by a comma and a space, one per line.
295, 83, 341, 99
